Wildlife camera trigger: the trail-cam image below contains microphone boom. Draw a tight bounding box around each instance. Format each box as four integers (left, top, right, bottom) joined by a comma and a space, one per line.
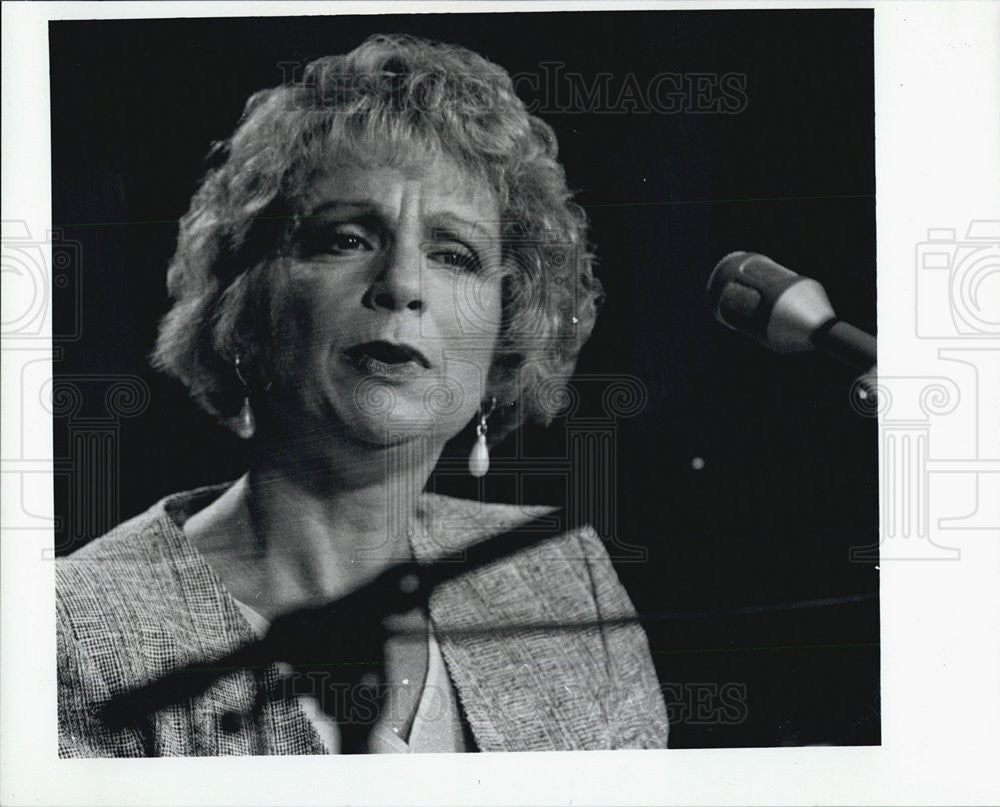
706, 251, 875, 371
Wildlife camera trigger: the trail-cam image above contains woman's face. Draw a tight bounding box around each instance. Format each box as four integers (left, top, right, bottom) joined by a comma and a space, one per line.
261, 157, 506, 455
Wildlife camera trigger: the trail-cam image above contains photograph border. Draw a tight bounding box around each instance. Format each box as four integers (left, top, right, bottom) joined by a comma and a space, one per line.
3, 1, 999, 805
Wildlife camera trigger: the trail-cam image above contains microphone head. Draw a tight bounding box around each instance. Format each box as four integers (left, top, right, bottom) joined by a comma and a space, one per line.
706, 251, 836, 353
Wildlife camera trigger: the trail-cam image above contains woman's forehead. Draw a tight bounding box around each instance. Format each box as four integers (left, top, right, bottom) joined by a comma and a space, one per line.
299, 156, 499, 231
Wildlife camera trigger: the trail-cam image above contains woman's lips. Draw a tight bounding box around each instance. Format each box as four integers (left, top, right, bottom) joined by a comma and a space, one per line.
341, 340, 431, 379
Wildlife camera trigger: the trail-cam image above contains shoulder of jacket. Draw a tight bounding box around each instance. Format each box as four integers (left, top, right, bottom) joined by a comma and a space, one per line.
57, 483, 228, 567
54, 487, 223, 633
414, 492, 611, 567
414, 492, 579, 557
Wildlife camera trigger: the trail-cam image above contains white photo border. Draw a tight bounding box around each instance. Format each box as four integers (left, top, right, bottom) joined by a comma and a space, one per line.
2, 2, 999, 805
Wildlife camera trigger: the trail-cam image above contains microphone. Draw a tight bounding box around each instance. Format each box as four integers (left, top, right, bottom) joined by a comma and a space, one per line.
706, 251, 876, 371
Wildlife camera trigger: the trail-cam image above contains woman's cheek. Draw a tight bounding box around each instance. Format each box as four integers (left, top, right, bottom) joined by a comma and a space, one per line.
274, 267, 343, 342
442, 273, 504, 343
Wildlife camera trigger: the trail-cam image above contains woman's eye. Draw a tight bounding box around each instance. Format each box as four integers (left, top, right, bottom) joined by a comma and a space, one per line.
295, 226, 375, 259
429, 249, 480, 273
327, 232, 373, 253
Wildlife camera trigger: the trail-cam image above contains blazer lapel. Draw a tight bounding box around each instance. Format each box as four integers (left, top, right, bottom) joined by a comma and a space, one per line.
410, 495, 614, 752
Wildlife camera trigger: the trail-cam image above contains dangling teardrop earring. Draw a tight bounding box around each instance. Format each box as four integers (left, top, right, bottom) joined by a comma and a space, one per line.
234, 355, 256, 440
468, 397, 496, 478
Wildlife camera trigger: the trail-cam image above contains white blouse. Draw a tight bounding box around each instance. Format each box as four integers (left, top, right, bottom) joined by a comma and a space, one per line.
234, 598, 468, 753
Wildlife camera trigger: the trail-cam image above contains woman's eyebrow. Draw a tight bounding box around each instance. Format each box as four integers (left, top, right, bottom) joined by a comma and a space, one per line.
304, 200, 384, 220
425, 213, 499, 243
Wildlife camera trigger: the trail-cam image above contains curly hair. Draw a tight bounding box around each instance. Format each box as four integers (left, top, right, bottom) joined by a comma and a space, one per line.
153, 34, 604, 444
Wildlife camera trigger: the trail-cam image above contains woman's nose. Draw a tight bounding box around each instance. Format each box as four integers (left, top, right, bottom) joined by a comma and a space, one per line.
363, 239, 425, 313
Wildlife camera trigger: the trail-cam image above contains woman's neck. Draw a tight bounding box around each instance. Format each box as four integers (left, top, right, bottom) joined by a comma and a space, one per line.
185, 437, 440, 619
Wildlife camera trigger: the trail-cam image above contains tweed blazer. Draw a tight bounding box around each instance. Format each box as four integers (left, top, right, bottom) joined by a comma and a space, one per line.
56, 485, 668, 756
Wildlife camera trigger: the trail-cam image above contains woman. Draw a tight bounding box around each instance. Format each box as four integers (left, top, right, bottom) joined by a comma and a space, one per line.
56, 34, 668, 755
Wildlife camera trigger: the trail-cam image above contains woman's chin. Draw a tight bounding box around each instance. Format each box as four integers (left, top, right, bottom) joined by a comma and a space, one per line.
335, 376, 474, 443
344, 408, 460, 450
315, 397, 460, 452
265, 375, 473, 453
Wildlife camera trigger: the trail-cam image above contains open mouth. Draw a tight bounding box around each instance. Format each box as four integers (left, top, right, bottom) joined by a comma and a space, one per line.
342, 340, 431, 378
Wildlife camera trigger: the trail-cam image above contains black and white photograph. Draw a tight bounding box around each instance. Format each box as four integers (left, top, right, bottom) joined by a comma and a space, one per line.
47, 8, 877, 755
2, 1, 999, 805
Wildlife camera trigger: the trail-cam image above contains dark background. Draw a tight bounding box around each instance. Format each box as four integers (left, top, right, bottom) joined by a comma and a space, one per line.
50, 10, 878, 748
